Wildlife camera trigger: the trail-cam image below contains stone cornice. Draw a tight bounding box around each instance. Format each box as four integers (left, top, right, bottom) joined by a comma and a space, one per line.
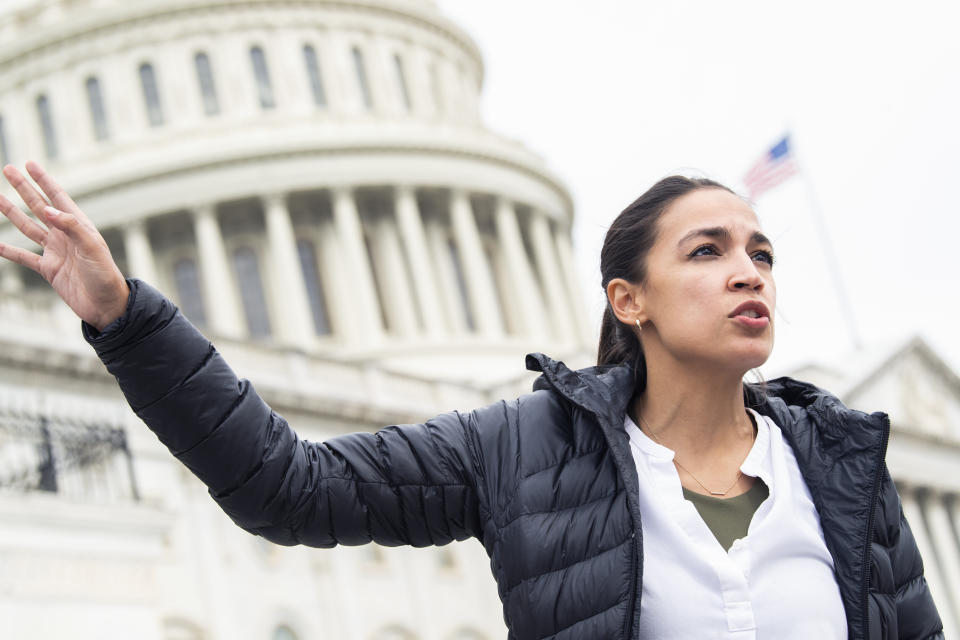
71, 142, 573, 216
0, 336, 115, 383
0, 491, 171, 534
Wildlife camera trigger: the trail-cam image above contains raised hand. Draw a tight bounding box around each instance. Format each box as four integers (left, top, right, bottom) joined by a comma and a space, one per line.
0, 162, 129, 331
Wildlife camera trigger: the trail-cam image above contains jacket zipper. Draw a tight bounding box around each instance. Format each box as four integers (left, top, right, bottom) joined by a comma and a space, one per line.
623, 532, 637, 639
859, 414, 891, 636
534, 362, 643, 639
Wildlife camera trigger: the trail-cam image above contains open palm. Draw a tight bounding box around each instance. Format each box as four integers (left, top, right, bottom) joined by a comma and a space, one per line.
0, 162, 129, 331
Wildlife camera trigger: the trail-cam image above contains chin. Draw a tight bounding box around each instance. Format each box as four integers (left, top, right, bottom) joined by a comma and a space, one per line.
738, 343, 774, 370
720, 338, 774, 373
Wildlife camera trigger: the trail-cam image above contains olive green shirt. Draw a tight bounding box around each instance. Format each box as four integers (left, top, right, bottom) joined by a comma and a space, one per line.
682, 478, 769, 551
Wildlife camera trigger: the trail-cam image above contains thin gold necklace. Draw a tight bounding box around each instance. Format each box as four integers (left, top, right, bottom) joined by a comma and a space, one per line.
637, 412, 743, 497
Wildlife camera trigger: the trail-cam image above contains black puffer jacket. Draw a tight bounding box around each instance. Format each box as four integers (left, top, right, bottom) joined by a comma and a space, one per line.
86, 280, 943, 639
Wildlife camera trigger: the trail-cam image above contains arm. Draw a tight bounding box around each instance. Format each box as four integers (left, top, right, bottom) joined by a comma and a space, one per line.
0, 163, 487, 547
85, 280, 485, 546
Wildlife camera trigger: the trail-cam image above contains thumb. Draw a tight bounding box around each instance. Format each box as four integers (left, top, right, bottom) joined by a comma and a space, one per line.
43, 205, 82, 237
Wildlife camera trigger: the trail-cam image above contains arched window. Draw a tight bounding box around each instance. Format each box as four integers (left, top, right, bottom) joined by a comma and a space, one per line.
194, 52, 220, 116
162, 616, 205, 640
36, 94, 57, 159
296, 239, 332, 335
139, 63, 164, 127
232, 246, 272, 337
85, 76, 109, 141
272, 625, 298, 640
302, 45, 327, 108
393, 54, 411, 111
250, 46, 275, 109
371, 626, 416, 640
437, 546, 456, 569
351, 46, 373, 110
0, 114, 9, 165
173, 257, 207, 327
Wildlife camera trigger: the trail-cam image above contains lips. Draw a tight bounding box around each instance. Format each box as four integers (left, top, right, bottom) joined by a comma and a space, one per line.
729, 301, 770, 320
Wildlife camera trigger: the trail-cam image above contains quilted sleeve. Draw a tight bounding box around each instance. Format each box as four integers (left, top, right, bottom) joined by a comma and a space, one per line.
84, 279, 487, 547
874, 467, 944, 639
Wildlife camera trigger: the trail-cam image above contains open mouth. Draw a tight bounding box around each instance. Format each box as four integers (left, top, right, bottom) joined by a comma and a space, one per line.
729, 301, 770, 324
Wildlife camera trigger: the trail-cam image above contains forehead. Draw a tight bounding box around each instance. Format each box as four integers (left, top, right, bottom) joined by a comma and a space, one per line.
658, 188, 761, 239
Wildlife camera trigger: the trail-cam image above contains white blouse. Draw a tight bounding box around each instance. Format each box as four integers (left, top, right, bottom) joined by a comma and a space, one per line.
625, 409, 848, 639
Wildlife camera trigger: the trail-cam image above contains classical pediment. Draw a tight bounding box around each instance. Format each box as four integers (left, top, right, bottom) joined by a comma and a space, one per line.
788, 337, 960, 442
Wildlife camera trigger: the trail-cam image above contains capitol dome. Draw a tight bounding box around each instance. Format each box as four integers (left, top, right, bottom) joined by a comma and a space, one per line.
0, 1, 594, 639
0, 0, 592, 382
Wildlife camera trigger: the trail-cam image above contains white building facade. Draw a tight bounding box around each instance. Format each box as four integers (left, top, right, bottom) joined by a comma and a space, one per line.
0, 1, 592, 639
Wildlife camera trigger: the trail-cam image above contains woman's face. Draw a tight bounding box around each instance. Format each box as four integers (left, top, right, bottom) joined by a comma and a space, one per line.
638, 188, 776, 372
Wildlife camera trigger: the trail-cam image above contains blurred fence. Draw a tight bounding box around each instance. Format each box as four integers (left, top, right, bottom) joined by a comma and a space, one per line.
0, 408, 138, 502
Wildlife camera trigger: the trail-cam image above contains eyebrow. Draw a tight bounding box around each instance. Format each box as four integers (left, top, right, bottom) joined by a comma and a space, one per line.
677, 226, 772, 247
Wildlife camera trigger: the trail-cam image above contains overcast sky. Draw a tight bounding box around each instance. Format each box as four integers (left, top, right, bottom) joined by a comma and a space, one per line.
438, 0, 960, 377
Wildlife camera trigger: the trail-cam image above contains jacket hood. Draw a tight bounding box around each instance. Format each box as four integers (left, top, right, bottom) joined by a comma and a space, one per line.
526, 353, 635, 428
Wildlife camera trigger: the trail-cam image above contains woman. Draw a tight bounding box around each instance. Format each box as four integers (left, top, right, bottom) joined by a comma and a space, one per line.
0, 162, 944, 639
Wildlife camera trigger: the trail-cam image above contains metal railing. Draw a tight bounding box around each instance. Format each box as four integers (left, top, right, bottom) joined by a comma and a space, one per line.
0, 408, 139, 502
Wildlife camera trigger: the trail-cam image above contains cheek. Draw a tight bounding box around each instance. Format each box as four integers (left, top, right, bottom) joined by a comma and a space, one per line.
651, 276, 722, 328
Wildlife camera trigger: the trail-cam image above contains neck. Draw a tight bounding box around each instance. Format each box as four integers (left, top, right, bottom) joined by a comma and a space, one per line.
634, 350, 754, 461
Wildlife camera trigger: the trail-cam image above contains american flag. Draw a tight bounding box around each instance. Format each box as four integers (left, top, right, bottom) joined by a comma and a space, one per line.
743, 134, 799, 199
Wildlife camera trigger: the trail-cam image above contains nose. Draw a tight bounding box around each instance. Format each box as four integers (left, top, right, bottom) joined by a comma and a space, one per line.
728, 256, 765, 291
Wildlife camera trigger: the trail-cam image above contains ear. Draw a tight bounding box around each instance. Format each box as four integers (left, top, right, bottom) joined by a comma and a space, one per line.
606, 277, 647, 327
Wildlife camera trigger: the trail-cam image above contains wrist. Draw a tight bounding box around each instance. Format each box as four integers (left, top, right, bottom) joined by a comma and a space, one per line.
93, 279, 131, 332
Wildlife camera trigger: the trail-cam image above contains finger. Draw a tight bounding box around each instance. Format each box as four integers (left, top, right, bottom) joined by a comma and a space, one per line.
42, 205, 101, 256
25, 161, 89, 224
3, 164, 52, 221
0, 240, 42, 273
0, 192, 49, 247
42, 205, 85, 241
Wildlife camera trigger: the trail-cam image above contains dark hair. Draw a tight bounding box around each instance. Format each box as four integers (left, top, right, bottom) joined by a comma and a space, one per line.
597, 175, 735, 387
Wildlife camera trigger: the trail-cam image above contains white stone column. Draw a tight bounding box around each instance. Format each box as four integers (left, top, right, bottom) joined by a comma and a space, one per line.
925, 493, 960, 624
0, 262, 24, 295
370, 216, 419, 337
332, 187, 383, 342
192, 204, 244, 338
263, 193, 315, 347
449, 190, 502, 337
529, 211, 576, 344
395, 186, 444, 337
424, 219, 460, 332
272, 40, 305, 113
554, 224, 595, 347
493, 198, 545, 338
902, 489, 959, 637
319, 34, 347, 116
317, 219, 349, 340
122, 219, 159, 285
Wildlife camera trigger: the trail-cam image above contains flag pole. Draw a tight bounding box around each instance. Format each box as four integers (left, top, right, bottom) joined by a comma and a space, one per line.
789, 135, 863, 351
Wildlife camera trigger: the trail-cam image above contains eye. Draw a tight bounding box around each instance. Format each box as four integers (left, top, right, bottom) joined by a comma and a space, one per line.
689, 244, 719, 258
752, 249, 775, 266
